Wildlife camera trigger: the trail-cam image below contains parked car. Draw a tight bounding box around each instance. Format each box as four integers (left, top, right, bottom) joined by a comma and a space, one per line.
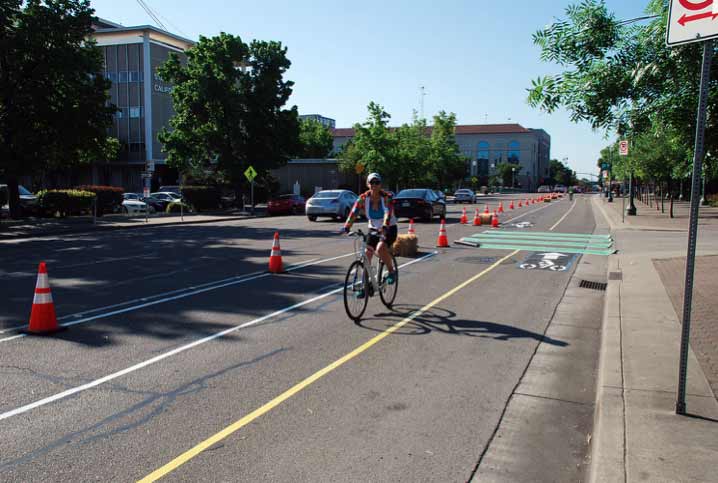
434, 190, 447, 202
268, 194, 306, 216
121, 197, 152, 215
453, 188, 476, 204
394, 188, 447, 221
141, 195, 166, 212
158, 186, 181, 196
0, 184, 39, 217
151, 192, 182, 203
306, 190, 357, 221
554, 184, 567, 193
537, 185, 552, 193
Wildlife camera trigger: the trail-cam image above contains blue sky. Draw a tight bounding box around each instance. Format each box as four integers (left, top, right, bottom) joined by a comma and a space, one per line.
91, 0, 649, 177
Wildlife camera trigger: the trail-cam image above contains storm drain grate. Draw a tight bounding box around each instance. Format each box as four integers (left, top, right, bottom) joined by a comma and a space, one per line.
579, 280, 607, 291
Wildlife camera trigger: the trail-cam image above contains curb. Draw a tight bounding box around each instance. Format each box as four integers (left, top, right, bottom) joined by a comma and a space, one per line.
589, 255, 626, 483
0, 215, 255, 242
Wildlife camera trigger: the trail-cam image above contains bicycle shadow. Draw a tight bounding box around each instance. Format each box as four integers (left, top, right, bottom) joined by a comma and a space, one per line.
356, 304, 568, 346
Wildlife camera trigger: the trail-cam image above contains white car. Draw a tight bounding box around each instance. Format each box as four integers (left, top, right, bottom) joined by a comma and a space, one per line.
453, 189, 476, 203
305, 190, 358, 221
121, 194, 153, 215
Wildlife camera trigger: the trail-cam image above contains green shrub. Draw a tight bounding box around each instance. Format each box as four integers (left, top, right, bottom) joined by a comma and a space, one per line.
37, 189, 95, 217
166, 201, 191, 213
76, 185, 123, 216
181, 186, 221, 212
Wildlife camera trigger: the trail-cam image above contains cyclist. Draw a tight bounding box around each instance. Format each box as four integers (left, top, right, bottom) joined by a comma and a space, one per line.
342, 173, 398, 297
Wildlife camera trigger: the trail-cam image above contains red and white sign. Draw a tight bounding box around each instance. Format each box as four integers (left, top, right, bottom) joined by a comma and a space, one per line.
619, 140, 629, 156
667, 0, 718, 46
143, 187, 150, 198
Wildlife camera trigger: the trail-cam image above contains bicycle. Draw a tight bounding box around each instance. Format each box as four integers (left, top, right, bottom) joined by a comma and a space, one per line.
343, 229, 399, 321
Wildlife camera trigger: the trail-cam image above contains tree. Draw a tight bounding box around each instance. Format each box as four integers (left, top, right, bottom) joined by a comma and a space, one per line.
428, 111, 468, 189
549, 159, 576, 186
394, 114, 432, 187
527, 0, 718, 191
337, 102, 399, 187
497, 163, 522, 187
159, 33, 300, 196
0, 0, 116, 218
298, 118, 334, 158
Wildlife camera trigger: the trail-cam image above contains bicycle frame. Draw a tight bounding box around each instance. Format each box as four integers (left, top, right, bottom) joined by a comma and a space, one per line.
351, 230, 382, 294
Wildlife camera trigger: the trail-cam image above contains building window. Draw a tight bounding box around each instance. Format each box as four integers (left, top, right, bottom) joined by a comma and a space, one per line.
477, 141, 490, 177
508, 141, 520, 163
119, 71, 129, 83
129, 143, 145, 153
129, 107, 143, 118
130, 71, 143, 82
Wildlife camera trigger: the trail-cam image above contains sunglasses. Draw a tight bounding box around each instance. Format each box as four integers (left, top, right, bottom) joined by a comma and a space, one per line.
369, 180, 381, 185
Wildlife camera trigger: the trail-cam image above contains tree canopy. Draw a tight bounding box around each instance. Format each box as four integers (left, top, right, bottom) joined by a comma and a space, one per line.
528, 0, 718, 188
297, 118, 334, 158
159, 33, 300, 190
338, 103, 468, 190
1, 0, 116, 217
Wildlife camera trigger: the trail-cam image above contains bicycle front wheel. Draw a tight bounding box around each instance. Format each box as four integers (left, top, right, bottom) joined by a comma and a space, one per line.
344, 260, 369, 321
378, 254, 399, 309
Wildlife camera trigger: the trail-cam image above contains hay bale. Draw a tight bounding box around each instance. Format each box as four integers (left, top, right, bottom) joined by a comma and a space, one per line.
393, 234, 418, 257
480, 213, 493, 224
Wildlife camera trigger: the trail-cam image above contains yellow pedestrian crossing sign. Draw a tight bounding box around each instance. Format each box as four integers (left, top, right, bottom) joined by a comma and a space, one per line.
244, 165, 257, 182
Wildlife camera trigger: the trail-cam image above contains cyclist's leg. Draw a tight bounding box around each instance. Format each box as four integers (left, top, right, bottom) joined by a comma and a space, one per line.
376, 242, 394, 272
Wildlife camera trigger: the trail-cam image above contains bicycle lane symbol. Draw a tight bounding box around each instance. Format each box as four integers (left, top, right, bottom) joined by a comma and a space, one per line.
518, 252, 577, 272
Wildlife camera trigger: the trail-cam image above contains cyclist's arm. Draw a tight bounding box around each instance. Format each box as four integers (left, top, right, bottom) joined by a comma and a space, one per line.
383, 193, 394, 227
344, 196, 364, 231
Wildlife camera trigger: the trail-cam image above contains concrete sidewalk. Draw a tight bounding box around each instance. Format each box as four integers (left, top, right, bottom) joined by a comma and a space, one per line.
0, 209, 262, 242
590, 196, 718, 482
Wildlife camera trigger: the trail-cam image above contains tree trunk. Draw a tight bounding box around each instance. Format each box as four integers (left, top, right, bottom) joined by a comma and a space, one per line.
669, 179, 674, 218
661, 182, 665, 214
7, 175, 22, 219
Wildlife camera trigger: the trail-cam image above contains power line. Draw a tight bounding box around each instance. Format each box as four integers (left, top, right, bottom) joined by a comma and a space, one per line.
136, 0, 167, 31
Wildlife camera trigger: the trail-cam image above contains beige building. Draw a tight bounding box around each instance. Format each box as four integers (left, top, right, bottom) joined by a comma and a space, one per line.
332, 123, 551, 191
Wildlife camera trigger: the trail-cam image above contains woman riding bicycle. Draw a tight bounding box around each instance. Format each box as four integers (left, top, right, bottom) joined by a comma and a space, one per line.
343, 173, 398, 289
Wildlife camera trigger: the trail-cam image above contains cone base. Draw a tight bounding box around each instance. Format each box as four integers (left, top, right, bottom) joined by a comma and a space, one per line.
23, 326, 66, 336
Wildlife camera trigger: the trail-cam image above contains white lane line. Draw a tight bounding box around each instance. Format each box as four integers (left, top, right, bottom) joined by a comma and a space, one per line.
549, 199, 577, 231
0, 252, 437, 422
0, 254, 351, 343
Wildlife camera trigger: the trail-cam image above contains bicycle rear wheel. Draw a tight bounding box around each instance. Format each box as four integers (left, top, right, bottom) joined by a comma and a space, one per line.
344, 260, 369, 321
378, 254, 398, 309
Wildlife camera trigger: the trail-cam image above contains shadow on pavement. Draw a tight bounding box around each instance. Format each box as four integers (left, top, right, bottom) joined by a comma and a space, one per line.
357, 303, 568, 346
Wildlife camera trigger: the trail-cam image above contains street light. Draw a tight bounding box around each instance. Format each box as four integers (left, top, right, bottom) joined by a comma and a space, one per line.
511, 167, 516, 188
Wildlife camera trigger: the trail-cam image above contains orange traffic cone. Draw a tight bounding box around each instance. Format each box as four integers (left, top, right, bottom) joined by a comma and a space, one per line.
408, 218, 416, 235
269, 232, 283, 273
26, 262, 60, 335
484, 204, 490, 214
509, 200, 515, 210
498, 202, 504, 214
436, 219, 449, 247
473, 208, 482, 226
491, 212, 500, 228
460, 207, 468, 224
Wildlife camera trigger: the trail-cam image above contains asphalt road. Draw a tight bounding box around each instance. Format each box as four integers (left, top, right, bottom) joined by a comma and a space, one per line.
0, 194, 601, 482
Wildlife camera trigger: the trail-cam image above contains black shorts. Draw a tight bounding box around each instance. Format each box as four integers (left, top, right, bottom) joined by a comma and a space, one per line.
367, 225, 398, 250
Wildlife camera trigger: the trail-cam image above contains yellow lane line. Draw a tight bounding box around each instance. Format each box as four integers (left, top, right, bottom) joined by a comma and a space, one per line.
138, 249, 520, 482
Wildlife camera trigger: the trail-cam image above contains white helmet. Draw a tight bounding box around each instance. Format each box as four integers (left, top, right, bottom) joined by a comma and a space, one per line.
367, 172, 382, 184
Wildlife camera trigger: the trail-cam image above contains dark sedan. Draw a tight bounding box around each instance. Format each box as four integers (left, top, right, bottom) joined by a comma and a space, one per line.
393, 189, 446, 221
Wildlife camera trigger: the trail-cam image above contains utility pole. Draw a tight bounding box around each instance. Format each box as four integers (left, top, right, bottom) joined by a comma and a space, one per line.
419, 86, 426, 120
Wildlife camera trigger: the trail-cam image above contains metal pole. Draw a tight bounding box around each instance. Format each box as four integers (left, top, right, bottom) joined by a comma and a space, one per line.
608, 148, 614, 202
622, 178, 625, 223
701, 166, 708, 206
677, 39, 713, 415
626, 172, 637, 215
251, 180, 255, 216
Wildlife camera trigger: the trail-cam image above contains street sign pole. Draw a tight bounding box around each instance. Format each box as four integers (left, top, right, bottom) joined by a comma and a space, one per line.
676, 39, 713, 415
251, 180, 254, 216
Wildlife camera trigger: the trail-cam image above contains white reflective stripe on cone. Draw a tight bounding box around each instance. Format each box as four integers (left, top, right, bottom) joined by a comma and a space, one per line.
35, 273, 49, 289
33, 292, 54, 304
